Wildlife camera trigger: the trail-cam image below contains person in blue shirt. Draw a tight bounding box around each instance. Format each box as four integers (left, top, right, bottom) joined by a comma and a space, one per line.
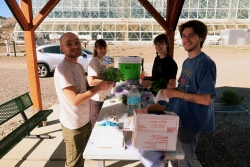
162, 20, 217, 167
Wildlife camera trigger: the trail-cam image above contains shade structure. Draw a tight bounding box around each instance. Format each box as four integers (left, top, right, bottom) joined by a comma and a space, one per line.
4, 0, 185, 116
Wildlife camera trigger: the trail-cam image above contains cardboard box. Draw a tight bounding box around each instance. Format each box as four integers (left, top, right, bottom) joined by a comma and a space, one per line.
132, 104, 179, 151
89, 126, 125, 149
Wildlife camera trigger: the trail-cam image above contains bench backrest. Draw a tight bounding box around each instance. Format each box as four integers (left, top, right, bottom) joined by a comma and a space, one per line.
0, 92, 33, 125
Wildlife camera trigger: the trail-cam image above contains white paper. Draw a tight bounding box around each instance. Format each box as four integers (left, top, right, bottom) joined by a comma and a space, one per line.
138, 150, 165, 167
154, 89, 169, 103
125, 140, 165, 167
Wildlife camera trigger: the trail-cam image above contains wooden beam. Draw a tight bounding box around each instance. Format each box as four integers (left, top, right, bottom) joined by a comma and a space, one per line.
23, 31, 43, 114
33, 0, 60, 29
138, 0, 167, 30
5, 0, 60, 126
168, 0, 185, 30
166, 0, 175, 57
20, 0, 43, 114
4, 0, 29, 30
166, 0, 185, 57
166, 30, 175, 58
20, 0, 33, 24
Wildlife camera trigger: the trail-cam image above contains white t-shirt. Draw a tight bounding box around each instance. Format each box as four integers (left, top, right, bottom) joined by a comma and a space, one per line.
54, 59, 90, 130
88, 57, 107, 101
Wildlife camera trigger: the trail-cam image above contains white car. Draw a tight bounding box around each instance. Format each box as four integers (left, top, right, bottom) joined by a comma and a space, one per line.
36, 44, 114, 77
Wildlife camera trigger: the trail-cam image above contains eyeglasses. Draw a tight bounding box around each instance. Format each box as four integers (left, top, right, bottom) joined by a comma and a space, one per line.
154, 42, 165, 46
61, 41, 81, 48
181, 33, 197, 39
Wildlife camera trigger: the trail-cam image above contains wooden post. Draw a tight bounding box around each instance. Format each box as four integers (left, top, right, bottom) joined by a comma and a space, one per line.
166, 30, 175, 58
12, 41, 16, 57
4, 40, 10, 53
23, 31, 43, 115
5, 0, 61, 126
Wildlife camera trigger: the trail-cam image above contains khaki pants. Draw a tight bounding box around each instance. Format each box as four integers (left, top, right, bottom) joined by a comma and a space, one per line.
62, 122, 92, 167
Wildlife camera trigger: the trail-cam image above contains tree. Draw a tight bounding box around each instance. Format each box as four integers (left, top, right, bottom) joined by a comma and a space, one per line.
0, 16, 7, 19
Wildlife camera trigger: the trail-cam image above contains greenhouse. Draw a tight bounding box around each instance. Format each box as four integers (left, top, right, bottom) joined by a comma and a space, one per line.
14, 0, 250, 44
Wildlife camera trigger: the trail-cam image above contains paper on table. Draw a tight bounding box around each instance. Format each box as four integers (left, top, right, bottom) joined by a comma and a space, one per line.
138, 150, 165, 167
125, 140, 165, 167
154, 89, 169, 103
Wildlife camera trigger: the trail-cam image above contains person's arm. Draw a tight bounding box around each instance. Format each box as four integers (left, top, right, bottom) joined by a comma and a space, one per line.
143, 78, 176, 90
87, 57, 104, 86
87, 76, 103, 86
166, 56, 178, 89
63, 81, 114, 106
141, 56, 157, 87
167, 79, 176, 89
161, 88, 212, 106
141, 79, 152, 88
143, 76, 152, 80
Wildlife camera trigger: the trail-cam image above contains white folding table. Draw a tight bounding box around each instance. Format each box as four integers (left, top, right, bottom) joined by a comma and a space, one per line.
83, 98, 184, 167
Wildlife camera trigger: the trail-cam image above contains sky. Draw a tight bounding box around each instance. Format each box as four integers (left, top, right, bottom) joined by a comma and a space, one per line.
0, 1, 15, 18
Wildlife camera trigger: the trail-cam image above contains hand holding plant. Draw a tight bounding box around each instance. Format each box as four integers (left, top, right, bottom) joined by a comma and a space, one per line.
151, 78, 167, 93
102, 67, 125, 82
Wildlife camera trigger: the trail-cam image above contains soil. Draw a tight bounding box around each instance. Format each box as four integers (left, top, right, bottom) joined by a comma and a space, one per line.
1, 45, 250, 167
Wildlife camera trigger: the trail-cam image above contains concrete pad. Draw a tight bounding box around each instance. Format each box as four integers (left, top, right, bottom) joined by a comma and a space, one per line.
0, 160, 65, 167
214, 103, 249, 114
2, 123, 65, 161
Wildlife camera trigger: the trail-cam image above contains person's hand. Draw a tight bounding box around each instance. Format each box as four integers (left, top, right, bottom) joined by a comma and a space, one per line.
97, 81, 114, 91
141, 79, 151, 88
161, 88, 178, 98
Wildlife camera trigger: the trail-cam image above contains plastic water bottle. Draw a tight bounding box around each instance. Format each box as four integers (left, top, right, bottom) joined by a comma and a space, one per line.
127, 85, 141, 115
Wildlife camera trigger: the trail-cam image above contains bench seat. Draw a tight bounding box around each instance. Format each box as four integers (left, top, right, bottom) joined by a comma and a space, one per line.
0, 92, 53, 159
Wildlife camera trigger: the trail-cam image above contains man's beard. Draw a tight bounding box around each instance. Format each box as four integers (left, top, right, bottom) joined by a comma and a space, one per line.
66, 51, 81, 58
184, 42, 200, 52
68, 54, 80, 58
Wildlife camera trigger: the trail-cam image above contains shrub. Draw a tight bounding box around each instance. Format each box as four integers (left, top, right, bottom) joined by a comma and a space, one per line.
219, 89, 244, 106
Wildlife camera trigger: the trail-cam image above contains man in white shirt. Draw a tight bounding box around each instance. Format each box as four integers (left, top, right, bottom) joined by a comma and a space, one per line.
54, 32, 114, 167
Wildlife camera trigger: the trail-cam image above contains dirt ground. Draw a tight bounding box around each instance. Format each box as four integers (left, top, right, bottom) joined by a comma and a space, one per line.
1, 45, 250, 167
2, 44, 250, 89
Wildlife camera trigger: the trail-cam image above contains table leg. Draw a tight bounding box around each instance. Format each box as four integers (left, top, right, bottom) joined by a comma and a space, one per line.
98, 160, 105, 167
164, 160, 169, 167
165, 160, 170, 167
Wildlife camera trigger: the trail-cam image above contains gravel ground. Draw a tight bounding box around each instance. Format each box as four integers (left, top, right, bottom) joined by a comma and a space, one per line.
0, 45, 250, 167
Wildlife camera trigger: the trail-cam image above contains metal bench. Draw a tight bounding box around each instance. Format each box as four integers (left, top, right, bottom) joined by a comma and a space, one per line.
0, 92, 53, 159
